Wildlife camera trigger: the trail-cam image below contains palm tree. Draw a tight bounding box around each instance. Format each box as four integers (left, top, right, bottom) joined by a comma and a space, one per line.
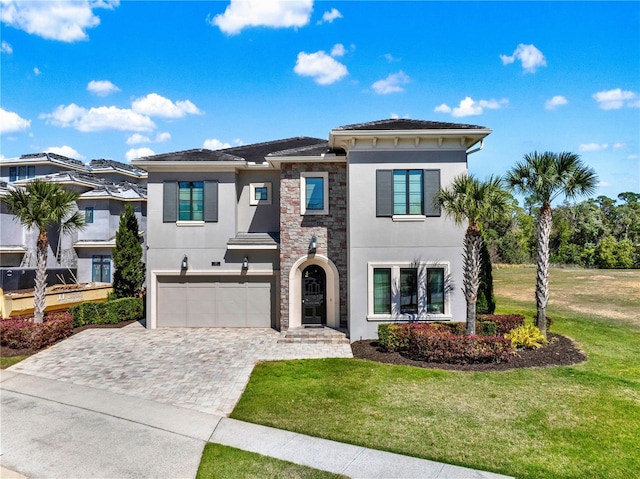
505, 151, 597, 336
437, 174, 509, 335
2, 180, 85, 323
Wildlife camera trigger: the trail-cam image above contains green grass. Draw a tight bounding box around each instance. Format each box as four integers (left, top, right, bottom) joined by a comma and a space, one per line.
231, 267, 640, 479
0, 355, 28, 369
196, 443, 347, 479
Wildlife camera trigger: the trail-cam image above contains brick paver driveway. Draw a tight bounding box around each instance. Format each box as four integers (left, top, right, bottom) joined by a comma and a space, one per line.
9, 325, 353, 416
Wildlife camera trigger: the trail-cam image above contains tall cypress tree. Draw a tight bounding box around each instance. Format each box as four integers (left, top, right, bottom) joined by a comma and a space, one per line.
476, 238, 496, 315
112, 204, 145, 298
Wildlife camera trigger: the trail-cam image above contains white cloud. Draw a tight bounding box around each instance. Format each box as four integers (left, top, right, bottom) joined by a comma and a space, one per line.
372, 71, 410, 94
613, 143, 626, 150
593, 88, 639, 110
434, 97, 509, 117
579, 143, 608, 152
383, 53, 399, 62
331, 43, 346, 57
126, 131, 171, 145
87, 80, 120, 96
294, 51, 348, 85
320, 8, 342, 24
126, 133, 151, 145
628, 154, 639, 160
125, 147, 155, 162
155, 132, 171, 143
0, 108, 31, 134
598, 181, 611, 188
41, 103, 155, 132
545, 95, 568, 110
500, 43, 547, 73
1, 41, 12, 54
210, 0, 313, 35
33, 67, 42, 76
0, 0, 119, 42
45, 145, 84, 160
203, 138, 232, 150
131, 93, 201, 119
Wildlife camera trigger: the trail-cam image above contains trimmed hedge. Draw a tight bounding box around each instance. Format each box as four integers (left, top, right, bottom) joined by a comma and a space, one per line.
406, 325, 514, 364
378, 321, 515, 364
68, 297, 143, 328
0, 312, 73, 350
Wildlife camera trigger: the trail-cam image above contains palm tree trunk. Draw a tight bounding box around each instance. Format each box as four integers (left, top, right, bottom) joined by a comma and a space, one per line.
536, 203, 552, 337
463, 225, 483, 335
34, 231, 48, 324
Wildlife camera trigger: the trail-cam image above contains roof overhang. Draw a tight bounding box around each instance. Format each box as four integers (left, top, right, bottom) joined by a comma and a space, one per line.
129, 160, 242, 172
73, 240, 116, 248
267, 153, 347, 166
328, 128, 492, 151
0, 246, 27, 253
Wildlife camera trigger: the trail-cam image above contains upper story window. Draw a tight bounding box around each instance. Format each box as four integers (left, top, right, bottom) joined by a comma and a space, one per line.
249, 182, 272, 205
179, 181, 203, 221
163, 180, 218, 223
9, 166, 35, 182
376, 169, 441, 218
84, 207, 94, 224
300, 172, 329, 215
394, 170, 423, 215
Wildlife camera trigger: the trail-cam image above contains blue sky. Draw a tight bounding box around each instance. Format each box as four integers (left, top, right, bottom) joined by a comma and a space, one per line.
1, 0, 639, 199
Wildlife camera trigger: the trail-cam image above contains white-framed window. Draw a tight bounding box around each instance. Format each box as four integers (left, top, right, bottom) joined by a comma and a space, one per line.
249, 182, 272, 206
367, 262, 449, 320
300, 172, 329, 215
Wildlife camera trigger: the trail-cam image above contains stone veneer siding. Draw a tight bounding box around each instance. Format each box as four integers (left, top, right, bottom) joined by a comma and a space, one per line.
279, 162, 348, 330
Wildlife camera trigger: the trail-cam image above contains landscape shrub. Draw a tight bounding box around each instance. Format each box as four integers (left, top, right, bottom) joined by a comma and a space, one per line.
379, 322, 513, 363
69, 297, 143, 327
0, 313, 73, 350
477, 314, 525, 335
505, 324, 547, 349
406, 326, 513, 364
476, 321, 498, 336
378, 324, 411, 352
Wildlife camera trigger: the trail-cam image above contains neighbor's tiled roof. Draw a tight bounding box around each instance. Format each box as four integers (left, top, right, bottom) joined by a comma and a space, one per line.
89, 158, 147, 176
11, 152, 86, 169
334, 119, 488, 131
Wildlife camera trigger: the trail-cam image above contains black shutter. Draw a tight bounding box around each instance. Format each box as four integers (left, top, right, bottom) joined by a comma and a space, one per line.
376, 170, 393, 217
204, 181, 218, 222
163, 181, 177, 222
423, 169, 441, 217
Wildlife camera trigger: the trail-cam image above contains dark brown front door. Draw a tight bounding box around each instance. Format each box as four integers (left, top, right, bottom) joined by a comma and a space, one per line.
302, 265, 326, 325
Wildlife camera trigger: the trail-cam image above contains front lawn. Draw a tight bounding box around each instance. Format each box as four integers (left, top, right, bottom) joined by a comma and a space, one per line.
231, 267, 640, 479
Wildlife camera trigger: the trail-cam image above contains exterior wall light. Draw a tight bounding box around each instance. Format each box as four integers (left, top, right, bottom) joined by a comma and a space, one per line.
181, 255, 188, 270
309, 235, 317, 254
242, 257, 249, 269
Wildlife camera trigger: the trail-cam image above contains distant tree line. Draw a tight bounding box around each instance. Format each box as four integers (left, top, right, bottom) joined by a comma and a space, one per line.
483, 192, 640, 268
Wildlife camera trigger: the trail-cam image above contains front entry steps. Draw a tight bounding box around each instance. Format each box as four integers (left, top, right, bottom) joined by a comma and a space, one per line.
278, 327, 349, 344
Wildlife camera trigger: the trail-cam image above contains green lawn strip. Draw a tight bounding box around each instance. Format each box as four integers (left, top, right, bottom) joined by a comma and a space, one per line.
196, 443, 347, 479
0, 356, 28, 369
231, 268, 640, 479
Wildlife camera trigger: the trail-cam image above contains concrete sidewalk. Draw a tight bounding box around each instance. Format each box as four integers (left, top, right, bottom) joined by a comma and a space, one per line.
1, 370, 513, 479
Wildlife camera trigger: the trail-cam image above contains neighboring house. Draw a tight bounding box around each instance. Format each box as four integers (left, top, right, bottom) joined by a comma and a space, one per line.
0, 153, 147, 285
133, 119, 491, 340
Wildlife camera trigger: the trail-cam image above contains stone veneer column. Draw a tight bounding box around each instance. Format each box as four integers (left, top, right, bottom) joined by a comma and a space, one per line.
279, 162, 348, 330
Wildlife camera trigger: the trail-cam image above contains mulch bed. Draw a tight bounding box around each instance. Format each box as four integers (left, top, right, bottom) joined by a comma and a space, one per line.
0, 319, 138, 358
351, 333, 587, 371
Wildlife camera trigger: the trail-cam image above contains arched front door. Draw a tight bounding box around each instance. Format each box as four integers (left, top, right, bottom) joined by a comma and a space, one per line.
302, 265, 326, 325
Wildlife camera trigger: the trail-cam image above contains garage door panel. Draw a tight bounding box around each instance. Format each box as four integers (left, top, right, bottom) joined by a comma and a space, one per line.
188, 282, 217, 327
217, 283, 246, 326
157, 281, 187, 327
246, 284, 272, 327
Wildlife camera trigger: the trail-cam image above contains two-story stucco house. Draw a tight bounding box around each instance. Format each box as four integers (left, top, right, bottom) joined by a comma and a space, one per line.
0, 153, 147, 285
132, 119, 491, 340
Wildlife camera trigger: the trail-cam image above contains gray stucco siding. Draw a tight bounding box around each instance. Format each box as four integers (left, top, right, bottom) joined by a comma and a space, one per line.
236, 170, 280, 234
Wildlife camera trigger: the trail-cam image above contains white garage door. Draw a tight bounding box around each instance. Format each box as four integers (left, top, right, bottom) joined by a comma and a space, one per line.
157, 276, 273, 327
